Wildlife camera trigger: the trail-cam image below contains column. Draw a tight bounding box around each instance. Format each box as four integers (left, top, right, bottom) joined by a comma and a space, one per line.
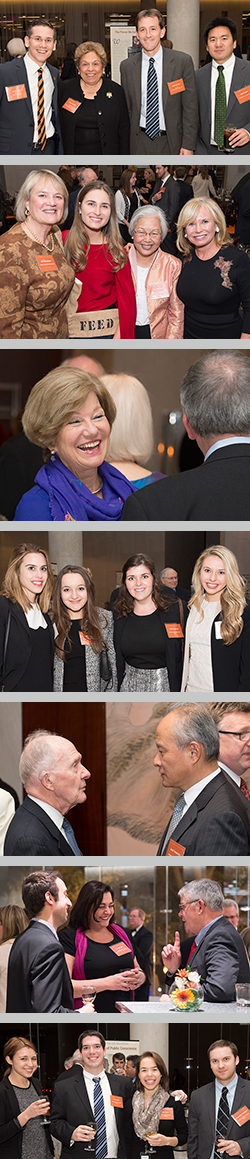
167, 0, 200, 69
131, 1023, 169, 1068
48, 530, 83, 572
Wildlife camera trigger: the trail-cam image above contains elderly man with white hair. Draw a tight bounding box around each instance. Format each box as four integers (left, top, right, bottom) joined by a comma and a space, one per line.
161, 878, 250, 1003
4, 729, 90, 855
127, 204, 184, 339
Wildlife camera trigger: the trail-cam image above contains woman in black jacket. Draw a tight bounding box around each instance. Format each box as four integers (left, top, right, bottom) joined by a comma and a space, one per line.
125, 1051, 187, 1159
114, 553, 186, 692
0, 542, 54, 691
59, 39, 130, 154
181, 544, 250, 692
0, 1035, 53, 1158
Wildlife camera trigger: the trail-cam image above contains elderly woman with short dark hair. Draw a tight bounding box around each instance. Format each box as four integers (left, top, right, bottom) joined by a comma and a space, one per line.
14, 368, 136, 521
127, 205, 184, 339
59, 39, 130, 154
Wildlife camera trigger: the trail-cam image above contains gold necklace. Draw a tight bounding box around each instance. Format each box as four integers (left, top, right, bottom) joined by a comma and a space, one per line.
23, 223, 55, 252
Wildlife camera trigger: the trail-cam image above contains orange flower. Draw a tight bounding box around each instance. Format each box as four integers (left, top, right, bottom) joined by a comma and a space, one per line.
176, 989, 195, 1003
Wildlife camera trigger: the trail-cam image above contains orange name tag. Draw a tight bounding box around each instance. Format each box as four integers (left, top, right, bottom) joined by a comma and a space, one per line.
6, 84, 27, 101
234, 85, 250, 104
110, 941, 131, 956
36, 254, 58, 272
165, 623, 184, 638
160, 1108, 174, 1120
110, 1095, 123, 1108
62, 97, 81, 112
168, 78, 185, 95
79, 631, 90, 645
165, 838, 186, 857
232, 1106, 250, 1126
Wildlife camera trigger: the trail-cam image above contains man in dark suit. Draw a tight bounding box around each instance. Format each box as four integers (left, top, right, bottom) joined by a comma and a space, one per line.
122, 350, 250, 521
174, 167, 193, 212
120, 8, 198, 155
6, 870, 74, 1012
150, 165, 180, 229
209, 703, 250, 800
51, 1029, 131, 1158
195, 16, 250, 154
4, 729, 90, 856
0, 18, 62, 154
160, 567, 190, 603
127, 908, 153, 1000
155, 704, 250, 856
162, 878, 250, 1003
188, 1037, 250, 1158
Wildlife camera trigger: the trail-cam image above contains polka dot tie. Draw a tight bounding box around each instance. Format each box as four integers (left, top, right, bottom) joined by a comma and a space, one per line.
214, 65, 227, 149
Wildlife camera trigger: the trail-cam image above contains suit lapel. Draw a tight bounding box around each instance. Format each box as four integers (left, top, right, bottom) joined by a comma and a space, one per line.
172, 773, 225, 841
74, 1070, 94, 1117
16, 56, 33, 119
23, 797, 70, 853
227, 58, 245, 119
134, 54, 143, 118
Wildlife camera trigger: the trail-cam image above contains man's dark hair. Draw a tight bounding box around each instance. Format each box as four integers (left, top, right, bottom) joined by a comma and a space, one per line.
25, 18, 56, 37
208, 1038, 238, 1061
78, 1029, 106, 1051
127, 1055, 140, 1067
136, 8, 165, 31
113, 1052, 125, 1063
22, 870, 63, 918
204, 17, 237, 45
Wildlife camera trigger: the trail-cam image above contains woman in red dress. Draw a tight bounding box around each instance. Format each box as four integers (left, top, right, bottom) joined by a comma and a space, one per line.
62, 179, 136, 339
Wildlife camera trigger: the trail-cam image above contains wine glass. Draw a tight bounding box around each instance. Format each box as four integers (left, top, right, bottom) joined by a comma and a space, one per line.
37, 1097, 51, 1125
81, 986, 96, 1006
146, 1133, 157, 1154
85, 1119, 97, 1151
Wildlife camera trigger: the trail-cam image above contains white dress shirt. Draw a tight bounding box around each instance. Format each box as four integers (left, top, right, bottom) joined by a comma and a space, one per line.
27, 796, 70, 844
24, 54, 54, 141
210, 53, 236, 143
181, 766, 221, 817
140, 45, 165, 129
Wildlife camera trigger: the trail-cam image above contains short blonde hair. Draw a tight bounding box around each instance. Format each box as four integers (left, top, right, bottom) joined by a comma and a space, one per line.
189, 544, 246, 645
75, 40, 107, 70
102, 374, 154, 465
15, 169, 69, 223
22, 368, 117, 461
176, 197, 232, 256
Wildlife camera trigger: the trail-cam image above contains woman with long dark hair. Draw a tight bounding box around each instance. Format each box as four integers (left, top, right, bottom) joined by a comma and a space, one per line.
114, 553, 186, 692
126, 1052, 187, 1159
63, 180, 136, 339
0, 543, 54, 690
59, 879, 145, 1012
52, 565, 117, 691
0, 1036, 53, 1158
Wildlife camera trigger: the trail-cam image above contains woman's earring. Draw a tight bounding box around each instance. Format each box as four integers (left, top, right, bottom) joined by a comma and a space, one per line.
215, 227, 219, 232
24, 207, 29, 218
50, 451, 55, 459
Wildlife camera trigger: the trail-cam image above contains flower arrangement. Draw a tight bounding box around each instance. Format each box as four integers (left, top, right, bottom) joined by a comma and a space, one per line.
169, 968, 204, 1011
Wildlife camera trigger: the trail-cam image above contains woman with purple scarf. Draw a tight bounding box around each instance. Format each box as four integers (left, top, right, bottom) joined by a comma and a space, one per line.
14, 368, 136, 521
59, 880, 145, 1012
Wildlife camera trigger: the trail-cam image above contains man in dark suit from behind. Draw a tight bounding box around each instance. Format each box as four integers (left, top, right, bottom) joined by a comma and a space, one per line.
155, 704, 250, 856
195, 16, 250, 154
127, 908, 153, 1001
51, 1029, 131, 1158
4, 728, 90, 856
6, 870, 74, 1012
188, 1037, 250, 1159
122, 350, 250, 521
150, 165, 180, 230
0, 18, 61, 155
161, 877, 250, 1003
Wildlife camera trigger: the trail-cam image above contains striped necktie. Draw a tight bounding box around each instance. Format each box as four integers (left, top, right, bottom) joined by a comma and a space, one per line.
214, 65, 227, 149
93, 1077, 108, 1159
214, 1087, 230, 1158
145, 57, 160, 138
62, 817, 82, 855
37, 67, 46, 151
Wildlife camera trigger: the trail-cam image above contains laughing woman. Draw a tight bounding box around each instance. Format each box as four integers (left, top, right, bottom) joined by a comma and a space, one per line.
181, 545, 250, 692
52, 565, 117, 691
0, 544, 54, 691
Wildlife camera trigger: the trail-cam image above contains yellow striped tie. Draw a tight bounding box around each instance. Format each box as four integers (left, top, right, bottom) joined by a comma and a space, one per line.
37, 67, 46, 151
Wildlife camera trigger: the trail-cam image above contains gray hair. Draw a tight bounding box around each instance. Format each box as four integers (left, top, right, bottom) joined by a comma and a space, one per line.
129, 204, 168, 242
20, 729, 60, 787
161, 567, 178, 579
180, 350, 250, 437
223, 897, 239, 917
179, 878, 224, 911
162, 704, 219, 761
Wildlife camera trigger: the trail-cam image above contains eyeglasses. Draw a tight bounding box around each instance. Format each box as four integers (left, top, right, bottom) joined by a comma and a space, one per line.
219, 730, 250, 742
134, 229, 161, 240
178, 900, 198, 913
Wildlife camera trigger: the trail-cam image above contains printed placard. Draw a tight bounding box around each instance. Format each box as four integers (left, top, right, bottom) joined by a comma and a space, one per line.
35, 254, 58, 272
165, 623, 184, 638
234, 85, 250, 104
62, 97, 81, 112
215, 622, 223, 639
232, 1106, 250, 1126
79, 631, 90, 646
168, 78, 185, 94
109, 941, 131, 956
165, 838, 186, 857
160, 1108, 174, 1120
6, 84, 27, 101
110, 1095, 124, 1108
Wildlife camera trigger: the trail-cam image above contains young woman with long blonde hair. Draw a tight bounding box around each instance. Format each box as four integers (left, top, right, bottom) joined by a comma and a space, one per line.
181, 544, 250, 692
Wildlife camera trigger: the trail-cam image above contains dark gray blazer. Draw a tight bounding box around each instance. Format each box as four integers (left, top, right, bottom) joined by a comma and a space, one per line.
122, 443, 250, 522
195, 57, 250, 153
188, 1076, 250, 1159
4, 795, 80, 857
150, 176, 180, 228
6, 919, 74, 1012
157, 769, 250, 856
0, 56, 62, 153
51, 1069, 131, 1159
120, 46, 198, 153
170, 917, 250, 1003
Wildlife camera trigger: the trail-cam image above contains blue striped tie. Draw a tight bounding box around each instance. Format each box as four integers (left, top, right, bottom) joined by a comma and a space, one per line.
145, 57, 160, 138
93, 1077, 108, 1159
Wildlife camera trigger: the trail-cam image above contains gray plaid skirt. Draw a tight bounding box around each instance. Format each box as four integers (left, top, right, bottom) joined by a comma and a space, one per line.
120, 664, 170, 692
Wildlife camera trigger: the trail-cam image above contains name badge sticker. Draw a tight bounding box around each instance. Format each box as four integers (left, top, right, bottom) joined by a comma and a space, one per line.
165, 623, 184, 638
150, 283, 170, 299
110, 1095, 124, 1108
35, 254, 58, 272
109, 941, 131, 956
160, 1108, 174, 1120
62, 98, 81, 112
165, 838, 186, 857
168, 78, 185, 94
6, 84, 28, 101
79, 631, 90, 645
234, 85, 250, 103
215, 621, 223, 640
232, 1107, 250, 1126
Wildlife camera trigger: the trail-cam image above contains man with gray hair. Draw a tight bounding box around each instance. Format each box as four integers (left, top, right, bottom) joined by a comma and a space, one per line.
223, 898, 239, 929
161, 878, 250, 1003
4, 730, 91, 856
155, 704, 250, 856
65, 167, 97, 229
122, 350, 250, 520
160, 567, 190, 602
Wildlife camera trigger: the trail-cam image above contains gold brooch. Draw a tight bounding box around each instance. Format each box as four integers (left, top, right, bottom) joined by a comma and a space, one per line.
106, 91, 113, 98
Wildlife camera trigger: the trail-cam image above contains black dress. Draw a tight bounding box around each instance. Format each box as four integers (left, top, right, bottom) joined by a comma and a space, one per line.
59, 925, 134, 1012
176, 245, 250, 337
63, 620, 87, 692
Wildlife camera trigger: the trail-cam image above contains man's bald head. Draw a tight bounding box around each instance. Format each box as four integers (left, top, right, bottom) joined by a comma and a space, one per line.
19, 729, 91, 814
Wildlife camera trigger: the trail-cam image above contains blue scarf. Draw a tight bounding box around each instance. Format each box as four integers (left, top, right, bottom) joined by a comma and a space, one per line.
35, 455, 136, 521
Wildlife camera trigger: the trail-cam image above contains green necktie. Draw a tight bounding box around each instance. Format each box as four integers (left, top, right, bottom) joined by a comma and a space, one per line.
214, 64, 227, 149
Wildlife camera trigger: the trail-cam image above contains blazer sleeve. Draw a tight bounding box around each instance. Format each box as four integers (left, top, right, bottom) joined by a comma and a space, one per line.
238, 608, 250, 689
172, 1099, 188, 1147
166, 260, 184, 338
29, 942, 72, 1012
117, 85, 130, 151
187, 1092, 200, 1159
202, 930, 240, 1002
0, 597, 10, 683
51, 1082, 76, 1147
0, 236, 29, 339
0, 1087, 22, 1145
120, 59, 133, 120
179, 54, 199, 150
